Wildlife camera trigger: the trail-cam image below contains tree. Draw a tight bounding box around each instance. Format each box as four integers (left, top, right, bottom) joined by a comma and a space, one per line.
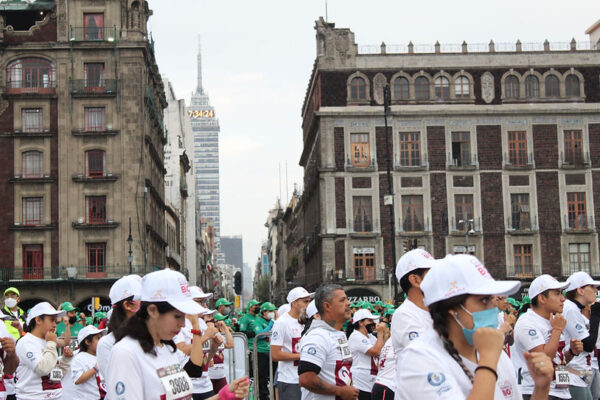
256, 275, 271, 302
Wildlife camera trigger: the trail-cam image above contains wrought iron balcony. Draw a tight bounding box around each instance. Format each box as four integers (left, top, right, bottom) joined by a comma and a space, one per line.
503, 152, 535, 169
447, 153, 478, 169
69, 26, 117, 42
0, 264, 161, 281
507, 215, 539, 234
4, 80, 56, 95
70, 79, 118, 96
564, 214, 595, 233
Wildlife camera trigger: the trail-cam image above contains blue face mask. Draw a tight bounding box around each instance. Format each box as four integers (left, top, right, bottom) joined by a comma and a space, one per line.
454, 305, 499, 345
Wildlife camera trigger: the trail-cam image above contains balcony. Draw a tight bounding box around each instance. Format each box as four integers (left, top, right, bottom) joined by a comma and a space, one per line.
180, 177, 188, 198
72, 128, 119, 137
72, 219, 119, 230
506, 264, 538, 280
12, 129, 53, 138
507, 215, 538, 235
348, 218, 380, 237
4, 80, 56, 96
0, 264, 161, 282
69, 26, 117, 42
72, 173, 119, 183
9, 223, 55, 231
398, 217, 431, 236
449, 217, 482, 235
394, 154, 429, 171
9, 174, 55, 184
70, 79, 118, 97
560, 151, 591, 169
447, 153, 478, 170
503, 152, 534, 170
346, 156, 377, 172
564, 215, 595, 233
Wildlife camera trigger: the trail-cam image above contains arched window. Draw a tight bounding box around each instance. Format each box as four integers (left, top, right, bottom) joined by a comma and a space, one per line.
565, 75, 581, 97
415, 76, 430, 100
434, 76, 450, 99
505, 75, 520, 99
393, 77, 409, 100
350, 77, 367, 100
454, 76, 470, 98
545, 75, 559, 97
525, 75, 539, 98
22, 151, 43, 178
6, 58, 55, 91
85, 150, 105, 177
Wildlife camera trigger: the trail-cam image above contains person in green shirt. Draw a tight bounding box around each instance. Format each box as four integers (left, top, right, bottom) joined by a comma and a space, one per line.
251, 302, 276, 400
56, 301, 85, 340
239, 299, 260, 340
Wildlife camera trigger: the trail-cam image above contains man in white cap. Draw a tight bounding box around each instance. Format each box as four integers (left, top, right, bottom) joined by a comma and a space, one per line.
391, 248, 435, 358
512, 274, 570, 399
271, 287, 313, 400
562, 271, 600, 399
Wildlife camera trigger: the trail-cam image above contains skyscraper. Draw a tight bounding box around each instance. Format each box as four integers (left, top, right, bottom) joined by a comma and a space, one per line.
187, 39, 223, 265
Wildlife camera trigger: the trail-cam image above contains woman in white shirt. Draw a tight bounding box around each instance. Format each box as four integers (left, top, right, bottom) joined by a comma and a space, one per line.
395, 254, 554, 400
71, 326, 107, 399
346, 308, 388, 400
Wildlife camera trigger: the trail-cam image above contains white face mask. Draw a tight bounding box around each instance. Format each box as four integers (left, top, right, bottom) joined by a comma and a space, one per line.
4, 298, 17, 309
266, 312, 275, 320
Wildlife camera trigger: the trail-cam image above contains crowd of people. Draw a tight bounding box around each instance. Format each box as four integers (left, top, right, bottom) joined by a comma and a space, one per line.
0, 249, 598, 399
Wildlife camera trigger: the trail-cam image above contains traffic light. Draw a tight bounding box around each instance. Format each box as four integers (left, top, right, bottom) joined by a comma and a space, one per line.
234, 271, 242, 295
93, 297, 101, 310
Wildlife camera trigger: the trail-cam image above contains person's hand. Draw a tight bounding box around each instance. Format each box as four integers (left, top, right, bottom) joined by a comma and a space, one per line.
504, 312, 517, 327
335, 384, 359, 400
45, 330, 58, 343
79, 313, 85, 321
0, 337, 15, 355
550, 313, 566, 331
524, 351, 553, 390
472, 327, 504, 366
570, 339, 584, 355
216, 320, 226, 332
202, 323, 219, 341
62, 347, 73, 358
232, 318, 238, 324
226, 377, 250, 399
188, 314, 200, 330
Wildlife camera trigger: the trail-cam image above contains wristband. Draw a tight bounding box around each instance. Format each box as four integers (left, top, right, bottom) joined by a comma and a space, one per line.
475, 365, 498, 381
93, 366, 99, 373
218, 384, 238, 400
191, 329, 203, 336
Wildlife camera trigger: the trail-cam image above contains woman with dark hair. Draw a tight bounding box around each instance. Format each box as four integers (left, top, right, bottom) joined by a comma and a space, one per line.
71, 326, 107, 399
396, 254, 554, 400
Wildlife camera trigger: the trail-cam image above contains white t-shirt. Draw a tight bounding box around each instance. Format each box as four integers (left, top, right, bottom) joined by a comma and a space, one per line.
15, 334, 64, 399
71, 351, 103, 399
207, 349, 226, 380
61, 349, 78, 400
173, 318, 213, 394
512, 308, 570, 399
348, 330, 377, 392
375, 338, 395, 391
396, 328, 522, 400
391, 299, 432, 359
270, 312, 304, 384
105, 336, 192, 400
299, 320, 353, 400
562, 299, 592, 387
96, 332, 115, 381
0, 322, 13, 399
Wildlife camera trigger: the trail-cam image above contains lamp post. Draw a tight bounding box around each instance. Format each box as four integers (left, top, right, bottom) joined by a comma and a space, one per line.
459, 218, 475, 255
383, 84, 398, 304
127, 217, 133, 274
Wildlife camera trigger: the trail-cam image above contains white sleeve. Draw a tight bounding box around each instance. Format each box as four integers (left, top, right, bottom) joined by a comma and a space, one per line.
392, 314, 427, 352
348, 333, 373, 355
71, 355, 87, 384
563, 308, 588, 342
106, 347, 144, 400
514, 321, 547, 351
299, 333, 328, 368
96, 336, 111, 379
270, 319, 286, 347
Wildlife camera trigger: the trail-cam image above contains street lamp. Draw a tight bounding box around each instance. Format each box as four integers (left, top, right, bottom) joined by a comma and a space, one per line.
127, 217, 133, 274
459, 218, 475, 255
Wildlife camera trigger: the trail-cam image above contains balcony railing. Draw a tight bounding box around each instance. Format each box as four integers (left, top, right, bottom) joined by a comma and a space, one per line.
395, 153, 429, 169
0, 264, 161, 281
564, 214, 595, 232
447, 153, 478, 169
70, 79, 118, 95
504, 152, 534, 169
346, 156, 377, 170
398, 217, 431, 234
5, 80, 56, 94
69, 26, 117, 42
564, 263, 600, 277
449, 216, 482, 234
350, 265, 387, 282
348, 218, 380, 234
507, 215, 538, 233
560, 151, 591, 168
506, 264, 539, 279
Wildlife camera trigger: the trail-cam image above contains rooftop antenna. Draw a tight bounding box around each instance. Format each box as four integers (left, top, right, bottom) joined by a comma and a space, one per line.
285, 160, 289, 205
325, 0, 328, 22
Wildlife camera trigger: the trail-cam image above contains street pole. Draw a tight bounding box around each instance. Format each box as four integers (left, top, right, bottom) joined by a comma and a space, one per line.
383, 84, 398, 304
127, 217, 133, 274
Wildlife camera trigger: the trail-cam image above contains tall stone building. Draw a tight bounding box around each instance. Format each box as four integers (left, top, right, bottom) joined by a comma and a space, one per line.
297, 17, 600, 302
0, 0, 167, 308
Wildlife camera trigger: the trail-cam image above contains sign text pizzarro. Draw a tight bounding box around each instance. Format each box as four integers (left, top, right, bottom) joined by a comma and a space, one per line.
344, 288, 381, 303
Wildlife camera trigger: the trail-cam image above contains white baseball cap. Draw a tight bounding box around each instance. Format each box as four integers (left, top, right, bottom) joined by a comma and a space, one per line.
396, 248, 435, 283
190, 286, 213, 300
421, 254, 521, 307
198, 306, 217, 316
566, 271, 600, 292
278, 303, 291, 316
352, 309, 380, 324
528, 274, 569, 299
306, 300, 318, 319
26, 302, 66, 325
140, 269, 203, 315
109, 275, 142, 305
77, 325, 107, 344
287, 287, 314, 303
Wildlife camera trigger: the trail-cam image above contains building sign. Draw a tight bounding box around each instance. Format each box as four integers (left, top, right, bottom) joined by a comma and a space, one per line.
75, 296, 112, 314
345, 287, 381, 304
453, 245, 475, 254
188, 109, 215, 119
353, 247, 375, 254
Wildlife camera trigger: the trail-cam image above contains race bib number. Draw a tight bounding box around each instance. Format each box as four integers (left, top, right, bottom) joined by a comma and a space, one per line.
555, 365, 570, 389
338, 339, 352, 361
157, 364, 193, 400
292, 337, 301, 366
49, 368, 63, 383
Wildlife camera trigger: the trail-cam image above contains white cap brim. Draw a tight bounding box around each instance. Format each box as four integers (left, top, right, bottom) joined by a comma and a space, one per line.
567, 280, 600, 291
168, 300, 204, 315
200, 309, 217, 316
26, 309, 66, 326
469, 280, 522, 297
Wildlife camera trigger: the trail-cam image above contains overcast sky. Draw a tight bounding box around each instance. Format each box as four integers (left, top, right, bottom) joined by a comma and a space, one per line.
147, 0, 600, 269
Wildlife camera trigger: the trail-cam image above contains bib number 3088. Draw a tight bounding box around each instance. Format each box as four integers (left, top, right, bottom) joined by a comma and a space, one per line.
157, 364, 193, 400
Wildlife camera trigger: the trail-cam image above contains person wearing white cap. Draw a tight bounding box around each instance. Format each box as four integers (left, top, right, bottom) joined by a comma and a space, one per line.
346, 309, 388, 400
271, 287, 313, 400
278, 303, 291, 318
512, 274, 571, 400
96, 274, 142, 380
396, 254, 554, 399
391, 248, 435, 359
71, 326, 107, 399
15, 302, 72, 399
562, 271, 600, 399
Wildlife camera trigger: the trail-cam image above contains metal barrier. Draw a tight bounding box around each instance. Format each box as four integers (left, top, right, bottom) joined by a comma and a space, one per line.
227, 333, 250, 383
252, 332, 273, 400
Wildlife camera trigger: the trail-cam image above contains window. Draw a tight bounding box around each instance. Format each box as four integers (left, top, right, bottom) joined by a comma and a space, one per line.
455, 194, 473, 229
350, 77, 367, 100
402, 195, 424, 232
564, 130, 583, 164
84, 13, 105, 40
451, 131, 471, 167
22, 151, 43, 178
525, 75, 540, 98
22, 197, 43, 225
568, 243, 590, 274
454, 76, 470, 98
505, 75, 519, 99
84, 63, 105, 88
393, 77, 409, 100
434, 76, 450, 99
84, 107, 106, 131
86, 150, 105, 177
22, 108, 42, 133
86, 196, 106, 224
350, 133, 370, 167
399, 132, 421, 166
507, 131, 528, 166
514, 244, 533, 277
415, 77, 430, 100
353, 196, 373, 232
353, 249, 375, 281
22, 244, 43, 280
565, 75, 580, 97
510, 194, 530, 230
567, 192, 587, 229
545, 75, 559, 97
87, 243, 106, 277
6, 58, 55, 91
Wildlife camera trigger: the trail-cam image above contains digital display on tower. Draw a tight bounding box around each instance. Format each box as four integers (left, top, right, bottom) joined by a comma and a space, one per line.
188, 110, 215, 119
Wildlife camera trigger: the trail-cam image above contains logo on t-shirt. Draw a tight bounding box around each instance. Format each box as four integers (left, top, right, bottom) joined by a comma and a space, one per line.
335, 360, 353, 386
307, 347, 317, 356
362, 339, 369, 344
528, 329, 537, 337
427, 372, 446, 387
500, 381, 513, 397
115, 381, 125, 395
408, 331, 419, 340
272, 331, 279, 340
576, 323, 584, 331
26, 352, 33, 359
